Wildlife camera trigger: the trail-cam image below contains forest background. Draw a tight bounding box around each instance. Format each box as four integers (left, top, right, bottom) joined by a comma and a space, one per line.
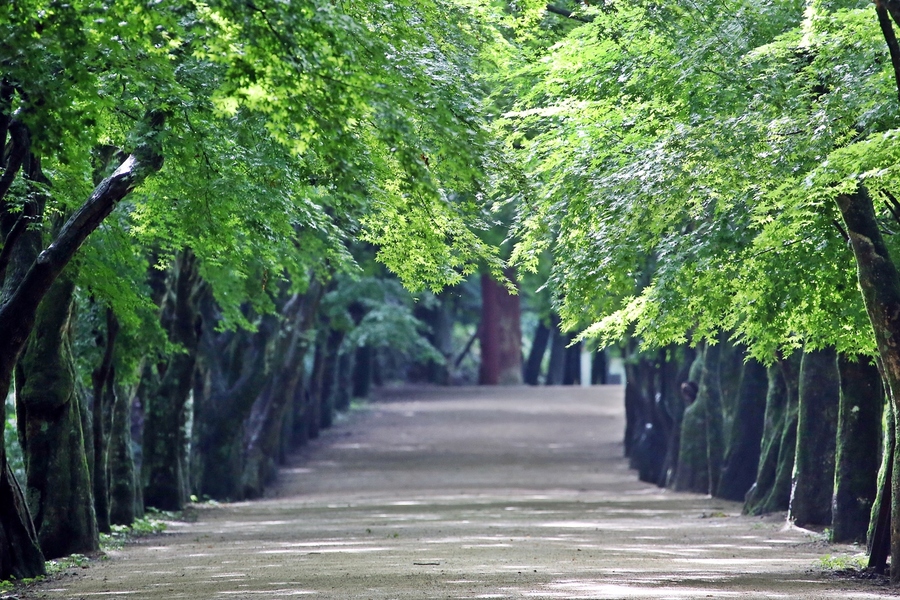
5, 0, 900, 588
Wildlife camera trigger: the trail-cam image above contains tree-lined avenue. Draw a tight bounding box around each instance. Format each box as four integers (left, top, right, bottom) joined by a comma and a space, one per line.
24, 385, 878, 600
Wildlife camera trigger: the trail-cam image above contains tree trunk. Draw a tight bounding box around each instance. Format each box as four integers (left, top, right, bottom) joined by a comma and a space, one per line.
142, 250, 201, 511
562, 339, 582, 385
241, 290, 320, 498
869, 399, 893, 573
836, 186, 900, 581
673, 342, 724, 494
108, 382, 138, 526
352, 346, 372, 399
591, 350, 608, 385
789, 347, 840, 527
0, 113, 163, 576
319, 329, 344, 431
832, 355, 883, 543
524, 320, 550, 385
15, 269, 99, 558
478, 271, 522, 385
717, 358, 767, 501
545, 315, 568, 386
91, 308, 119, 534
192, 294, 273, 502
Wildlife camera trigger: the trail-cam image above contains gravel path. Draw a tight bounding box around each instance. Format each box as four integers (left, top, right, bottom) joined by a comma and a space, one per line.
22, 385, 893, 599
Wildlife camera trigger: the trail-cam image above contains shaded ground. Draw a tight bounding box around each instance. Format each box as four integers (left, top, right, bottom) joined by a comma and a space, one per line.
21, 386, 895, 599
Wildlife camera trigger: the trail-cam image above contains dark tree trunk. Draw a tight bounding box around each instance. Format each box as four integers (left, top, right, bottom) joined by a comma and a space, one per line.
108, 382, 138, 526
307, 337, 327, 440
241, 288, 321, 498
869, 399, 893, 573
591, 350, 607, 385
0, 462, 43, 579
717, 358, 768, 501
192, 293, 273, 502
562, 340, 582, 385
661, 345, 696, 487
91, 308, 119, 534
836, 186, 900, 581
524, 320, 550, 385
334, 353, 353, 412
744, 354, 801, 514
319, 329, 344, 431
790, 347, 841, 527
624, 349, 669, 484
142, 250, 202, 511
545, 316, 568, 385
16, 269, 99, 558
478, 271, 522, 385
352, 346, 372, 399
832, 355, 883, 543
673, 342, 724, 494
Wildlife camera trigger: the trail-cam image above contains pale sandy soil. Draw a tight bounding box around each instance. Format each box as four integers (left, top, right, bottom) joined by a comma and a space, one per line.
19, 385, 898, 599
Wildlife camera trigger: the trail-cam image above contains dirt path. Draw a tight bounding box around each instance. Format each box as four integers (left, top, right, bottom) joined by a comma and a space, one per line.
22, 386, 893, 599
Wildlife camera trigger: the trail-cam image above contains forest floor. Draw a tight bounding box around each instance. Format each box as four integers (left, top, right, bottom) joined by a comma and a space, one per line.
19, 385, 898, 599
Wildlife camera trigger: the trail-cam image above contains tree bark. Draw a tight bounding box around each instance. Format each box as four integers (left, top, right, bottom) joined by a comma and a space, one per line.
241, 287, 321, 498
717, 358, 767, 501
0, 113, 163, 576
789, 347, 840, 527
836, 185, 900, 580
478, 271, 522, 385
16, 269, 99, 559
191, 287, 274, 501
673, 342, 724, 494
524, 320, 550, 385
545, 315, 568, 385
832, 355, 883, 543
91, 308, 119, 534
142, 249, 202, 511
108, 381, 138, 526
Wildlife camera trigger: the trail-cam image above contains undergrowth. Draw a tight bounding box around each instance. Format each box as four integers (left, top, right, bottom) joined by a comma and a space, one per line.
99, 515, 168, 551
819, 553, 868, 571
0, 516, 168, 593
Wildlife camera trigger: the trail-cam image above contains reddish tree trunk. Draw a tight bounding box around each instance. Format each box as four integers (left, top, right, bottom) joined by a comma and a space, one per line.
478, 271, 522, 385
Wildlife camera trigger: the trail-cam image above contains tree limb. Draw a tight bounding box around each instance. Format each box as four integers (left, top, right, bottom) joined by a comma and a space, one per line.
0, 111, 166, 372
546, 4, 593, 23
876, 0, 900, 104
0, 119, 30, 213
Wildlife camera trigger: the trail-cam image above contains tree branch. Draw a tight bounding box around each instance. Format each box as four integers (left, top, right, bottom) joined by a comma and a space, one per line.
0, 111, 165, 371
876, 0, 900, 104
546, 4, 593, 23
0, 120, 30, 213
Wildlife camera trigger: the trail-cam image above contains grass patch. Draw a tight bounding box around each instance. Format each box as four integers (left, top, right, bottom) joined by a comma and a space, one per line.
819, 553, 867, 570
100, 516, 167, 551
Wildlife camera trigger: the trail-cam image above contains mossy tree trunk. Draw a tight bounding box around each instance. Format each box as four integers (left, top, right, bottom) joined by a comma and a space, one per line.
674, 342, 724, 494
868, 397, 893, 573
242, 288, 321, 498
832, 355, 883, 543
836, 186, 900, 581
789, 347, 840, 527
142, 249, 202, 511
744, 354, 800, 515
16, 269, 99, 559
0, 113, 163, 578
108, 382, 138, 526
90, 307, 119, 534
191, 286, 273, 501
717, 358, 768, 501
